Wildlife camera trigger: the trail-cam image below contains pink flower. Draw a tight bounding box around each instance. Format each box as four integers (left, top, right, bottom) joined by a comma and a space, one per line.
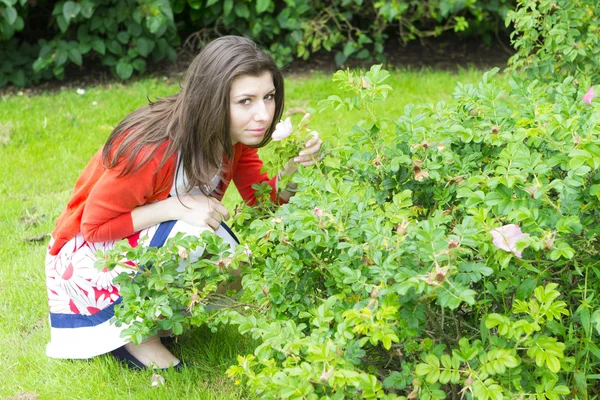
583, 86, 596, 105
271, 117, 293, 141
313, 207, 323, 217
490, 224, 530, 258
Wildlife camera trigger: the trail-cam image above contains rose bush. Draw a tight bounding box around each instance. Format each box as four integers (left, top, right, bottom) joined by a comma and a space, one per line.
101, 62, 600, 398
215, 65, 600, 399
507, 0, 600, 83
97, 3, 600, 396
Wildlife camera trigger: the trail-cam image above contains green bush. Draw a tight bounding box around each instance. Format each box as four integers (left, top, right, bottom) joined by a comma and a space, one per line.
507, 0, 600, 82
217, 66, 599, 399
0, 0, 513, 87
0, 0, 179, 87
102, 61, 600, 397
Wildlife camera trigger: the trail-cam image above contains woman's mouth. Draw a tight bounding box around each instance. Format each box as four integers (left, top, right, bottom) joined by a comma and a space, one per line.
248, 128, 266, 136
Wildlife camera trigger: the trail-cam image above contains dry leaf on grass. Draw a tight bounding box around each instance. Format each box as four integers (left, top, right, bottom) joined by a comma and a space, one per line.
23, 233, 51, 243
19, 213, 47, 227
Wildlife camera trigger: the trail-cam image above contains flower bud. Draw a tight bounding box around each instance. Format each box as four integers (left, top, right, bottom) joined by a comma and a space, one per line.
178, 246, 189, 260
243, 244, 252, 258
435, 269, 447, 283
299, 113, 311, 130
414, 166, 429, 182
396, 220, 409, 235
320, 368, 334, 382
218, 257, 233, 269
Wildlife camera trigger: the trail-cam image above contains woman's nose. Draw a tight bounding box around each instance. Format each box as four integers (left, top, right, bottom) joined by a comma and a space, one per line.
253, 101, 269, 121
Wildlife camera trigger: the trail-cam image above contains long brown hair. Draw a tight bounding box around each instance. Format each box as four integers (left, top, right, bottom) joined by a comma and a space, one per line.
101, 35, 285, 194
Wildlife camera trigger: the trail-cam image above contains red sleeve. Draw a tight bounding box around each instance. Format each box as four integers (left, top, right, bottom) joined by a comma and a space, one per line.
232, 145, 285, 206
80, 149, 174, 242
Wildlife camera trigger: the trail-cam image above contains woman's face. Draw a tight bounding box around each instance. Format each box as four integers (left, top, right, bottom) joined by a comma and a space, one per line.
229, 72, 276, 146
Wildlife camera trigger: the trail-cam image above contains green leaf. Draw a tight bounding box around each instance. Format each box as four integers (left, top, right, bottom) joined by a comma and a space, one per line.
160, 304, 173, 318
146, 15, 164, 34
188, 0, 202, 9
80, 0, 94, 18
546, 355, 561, 373
115, 60, 133, 80
68, 48, 82, 66
54, 48, 68, 66
3, 6, 17, 25
223, 0, 233, 16
117, 31, 130, 45
132, 58, 146, 72
234, 2, 249, 18
206, 0, 219, 6
592, 309, 600, 335
256, 0, 270, 14
415, 363, 432, 376
10, 69, 25, 87
91, 39, 105, 55
136, 37, 154, 57
56, 15, 69, 33
63, 1, 81, 23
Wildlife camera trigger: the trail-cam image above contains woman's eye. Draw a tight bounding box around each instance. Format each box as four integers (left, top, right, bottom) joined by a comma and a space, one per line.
239, 99, 251, 105
265, 93, 275, 101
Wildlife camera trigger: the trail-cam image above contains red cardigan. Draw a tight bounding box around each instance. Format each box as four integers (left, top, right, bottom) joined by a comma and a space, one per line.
49, 142, 280, 255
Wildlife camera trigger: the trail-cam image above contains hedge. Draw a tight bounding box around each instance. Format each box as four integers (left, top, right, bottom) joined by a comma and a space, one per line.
0, 0, 514, 87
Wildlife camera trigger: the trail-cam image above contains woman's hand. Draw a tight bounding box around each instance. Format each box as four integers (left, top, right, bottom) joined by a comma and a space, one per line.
292, 130, 323, 166
175, 194, 230, 231
131, 194, 229, 233
281, 130, 324, 177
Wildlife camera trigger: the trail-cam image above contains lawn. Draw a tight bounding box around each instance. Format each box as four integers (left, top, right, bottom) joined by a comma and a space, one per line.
0, 67, 494, 399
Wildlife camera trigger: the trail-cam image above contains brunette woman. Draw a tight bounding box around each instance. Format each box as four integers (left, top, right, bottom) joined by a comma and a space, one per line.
45, 35, 322, 369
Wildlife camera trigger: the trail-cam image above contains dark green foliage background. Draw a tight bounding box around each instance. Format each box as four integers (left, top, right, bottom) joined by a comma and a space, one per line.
0, 0, 514, 87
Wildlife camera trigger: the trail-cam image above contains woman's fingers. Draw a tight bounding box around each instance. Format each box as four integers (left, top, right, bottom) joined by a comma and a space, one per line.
206, 215, 222, 231
179, 194, 230, 228
294, 136, 323, 165
210, 199, 230, 221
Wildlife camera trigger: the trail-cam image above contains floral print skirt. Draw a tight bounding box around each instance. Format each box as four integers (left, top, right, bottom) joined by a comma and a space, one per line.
45, 221, 239, 359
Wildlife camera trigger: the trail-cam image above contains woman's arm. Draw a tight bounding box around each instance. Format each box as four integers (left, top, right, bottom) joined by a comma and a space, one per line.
80, 145, 230, 242
131, 194, 230, 232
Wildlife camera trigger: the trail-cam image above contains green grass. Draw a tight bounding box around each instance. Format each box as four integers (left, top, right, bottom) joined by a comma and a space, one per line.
0, 67, 493, 399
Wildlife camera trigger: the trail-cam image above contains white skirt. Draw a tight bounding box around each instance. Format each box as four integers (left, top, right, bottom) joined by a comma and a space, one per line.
45, 221, 239, 359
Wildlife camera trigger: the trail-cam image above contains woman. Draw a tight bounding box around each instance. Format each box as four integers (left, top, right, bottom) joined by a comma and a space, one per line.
45, 36, 322, 369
